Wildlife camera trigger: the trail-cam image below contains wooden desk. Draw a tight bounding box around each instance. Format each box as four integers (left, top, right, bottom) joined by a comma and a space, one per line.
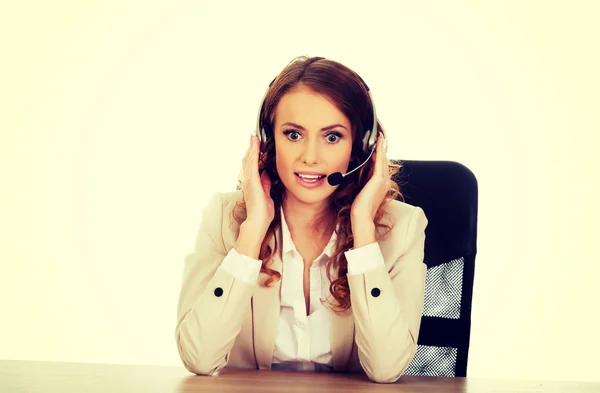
1, 360, 598, 393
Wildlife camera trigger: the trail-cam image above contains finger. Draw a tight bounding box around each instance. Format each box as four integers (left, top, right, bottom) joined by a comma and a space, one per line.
379, 137, 387, 172
373, 137, 383, 176
241, 139, 250, 180
250, 135, 259, 175
377, 137, 387, 179
377, 136, 385, 157
243, 135, 255, 173
243, 136, 258, 191
240, 154, 247, 189
243, 134, 253, 162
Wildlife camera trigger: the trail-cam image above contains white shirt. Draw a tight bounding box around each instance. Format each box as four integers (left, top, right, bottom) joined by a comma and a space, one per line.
219, 207, 384, 371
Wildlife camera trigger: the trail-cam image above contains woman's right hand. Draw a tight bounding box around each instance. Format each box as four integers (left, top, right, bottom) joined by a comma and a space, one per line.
238, 134, 275, 235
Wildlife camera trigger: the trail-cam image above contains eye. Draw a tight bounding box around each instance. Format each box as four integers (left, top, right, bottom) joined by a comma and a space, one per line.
325, 132, 342, 143
283, 130, 301, 141
283, 130, 343, 144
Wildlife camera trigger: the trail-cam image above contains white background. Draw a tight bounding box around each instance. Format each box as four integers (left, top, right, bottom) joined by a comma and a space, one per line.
1, 0, 599, 383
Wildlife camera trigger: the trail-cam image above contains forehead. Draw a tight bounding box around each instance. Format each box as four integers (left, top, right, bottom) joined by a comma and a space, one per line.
275, 85, 350, 127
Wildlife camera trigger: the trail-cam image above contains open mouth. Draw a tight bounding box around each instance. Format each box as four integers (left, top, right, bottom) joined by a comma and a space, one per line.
294, 173, 326, 187
295, 173, 326, 181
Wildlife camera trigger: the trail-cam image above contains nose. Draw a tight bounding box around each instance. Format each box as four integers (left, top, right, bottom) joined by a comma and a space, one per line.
300, 137, 320, 164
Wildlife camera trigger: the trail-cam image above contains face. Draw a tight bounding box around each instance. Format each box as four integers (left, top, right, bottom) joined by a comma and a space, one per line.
273, 84, 353, 206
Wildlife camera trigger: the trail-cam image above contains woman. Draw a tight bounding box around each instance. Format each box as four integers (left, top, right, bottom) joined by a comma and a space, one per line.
175, 56, 428, 384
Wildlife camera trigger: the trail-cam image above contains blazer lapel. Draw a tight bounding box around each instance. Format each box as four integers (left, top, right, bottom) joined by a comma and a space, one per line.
252, 229, 282, 369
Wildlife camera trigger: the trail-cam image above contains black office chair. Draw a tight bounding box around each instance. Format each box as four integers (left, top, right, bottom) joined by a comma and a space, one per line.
391, 160, 479, 377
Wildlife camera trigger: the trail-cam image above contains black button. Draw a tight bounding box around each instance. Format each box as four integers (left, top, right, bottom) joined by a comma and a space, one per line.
214, 287, 224, 297
371, 288, 381, 297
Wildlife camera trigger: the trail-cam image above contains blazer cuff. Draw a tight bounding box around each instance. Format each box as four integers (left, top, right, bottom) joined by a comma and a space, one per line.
345, 242, 384, 276
218, 247, 262, 285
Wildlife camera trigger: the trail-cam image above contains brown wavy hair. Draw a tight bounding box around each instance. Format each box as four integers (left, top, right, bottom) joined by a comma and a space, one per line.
231, 56, 404, 313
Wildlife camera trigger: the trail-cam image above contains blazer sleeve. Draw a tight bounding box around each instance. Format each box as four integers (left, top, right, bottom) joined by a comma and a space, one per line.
346, 205, 428, 383
174, 192, 258, 375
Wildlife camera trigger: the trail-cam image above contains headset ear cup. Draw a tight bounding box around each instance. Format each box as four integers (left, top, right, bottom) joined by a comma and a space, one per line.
260, 127, 268, 144
362, 130, 372, 156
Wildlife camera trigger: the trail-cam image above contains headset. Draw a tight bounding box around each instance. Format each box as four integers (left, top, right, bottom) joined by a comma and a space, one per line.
255, 72, 380, 187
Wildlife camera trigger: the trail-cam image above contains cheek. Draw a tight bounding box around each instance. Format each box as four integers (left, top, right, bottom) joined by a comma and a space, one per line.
274, 145, 294, 168
274, 153, 290, 178
337, 147, 353, 167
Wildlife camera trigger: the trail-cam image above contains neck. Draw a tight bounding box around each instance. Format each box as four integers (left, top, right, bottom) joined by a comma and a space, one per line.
281, 195, 336, 237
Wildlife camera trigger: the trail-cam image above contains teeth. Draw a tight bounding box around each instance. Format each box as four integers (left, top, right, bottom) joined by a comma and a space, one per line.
298, 174, 323, 179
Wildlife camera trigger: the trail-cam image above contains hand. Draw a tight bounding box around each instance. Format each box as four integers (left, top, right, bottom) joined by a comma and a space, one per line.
238, 134, 275, 234
350, 135, 391, 222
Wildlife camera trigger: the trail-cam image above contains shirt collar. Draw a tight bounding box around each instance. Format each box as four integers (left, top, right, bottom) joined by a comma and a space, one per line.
280, 206, 338, 259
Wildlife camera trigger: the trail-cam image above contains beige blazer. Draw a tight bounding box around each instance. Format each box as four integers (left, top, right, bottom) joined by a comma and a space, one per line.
175, 190, 428, 383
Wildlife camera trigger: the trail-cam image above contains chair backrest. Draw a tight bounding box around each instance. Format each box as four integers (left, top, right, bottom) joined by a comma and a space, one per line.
391, 160, 479, 377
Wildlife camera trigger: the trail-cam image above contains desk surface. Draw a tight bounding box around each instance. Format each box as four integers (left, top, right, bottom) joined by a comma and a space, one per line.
1, 360, 599, 393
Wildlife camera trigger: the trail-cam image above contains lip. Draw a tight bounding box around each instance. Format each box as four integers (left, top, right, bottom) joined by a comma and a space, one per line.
295, 171, 326, 176
295, 173, 326, 188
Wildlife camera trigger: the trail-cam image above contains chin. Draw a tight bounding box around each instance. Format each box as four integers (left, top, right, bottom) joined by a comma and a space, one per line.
283, 177, 332, 204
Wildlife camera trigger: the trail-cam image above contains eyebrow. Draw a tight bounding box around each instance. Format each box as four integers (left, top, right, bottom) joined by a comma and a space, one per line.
281, 122, 348, 132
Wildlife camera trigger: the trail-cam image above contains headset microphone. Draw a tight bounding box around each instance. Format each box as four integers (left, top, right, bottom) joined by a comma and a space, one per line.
326, 141, 377, 186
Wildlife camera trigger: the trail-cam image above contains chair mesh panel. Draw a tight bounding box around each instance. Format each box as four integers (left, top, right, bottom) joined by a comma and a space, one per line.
404, 345, 458, 377
422, 257, 464, 319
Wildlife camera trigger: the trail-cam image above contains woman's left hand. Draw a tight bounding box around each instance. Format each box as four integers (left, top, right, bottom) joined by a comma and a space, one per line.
350, 135, 391, 222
